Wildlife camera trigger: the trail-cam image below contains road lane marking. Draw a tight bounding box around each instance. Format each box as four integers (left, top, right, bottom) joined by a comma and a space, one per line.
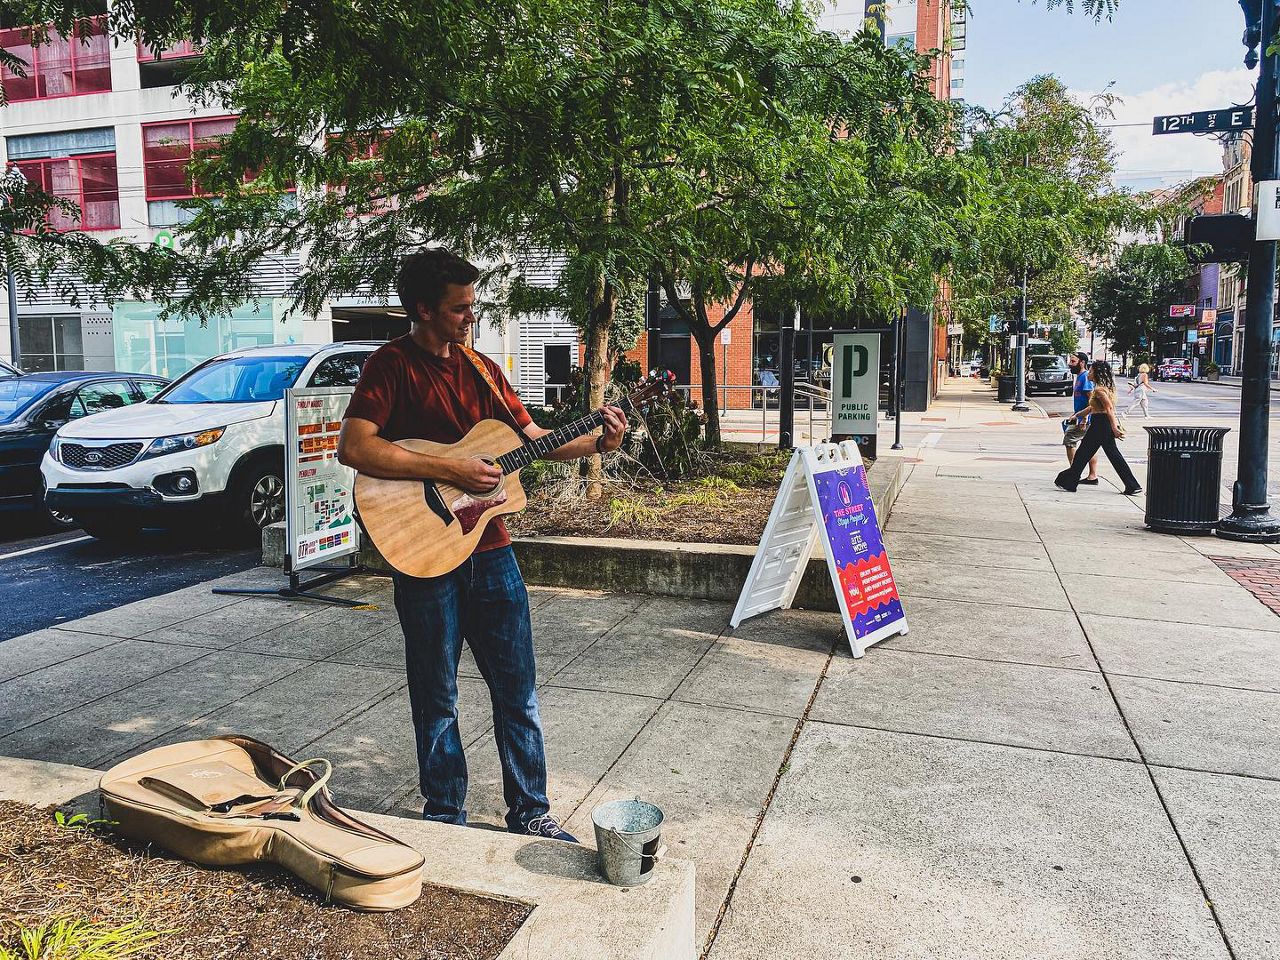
0, 536, 91, 562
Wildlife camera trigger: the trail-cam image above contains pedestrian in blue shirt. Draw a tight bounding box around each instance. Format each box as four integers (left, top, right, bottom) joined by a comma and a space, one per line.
1063, 352, 1098, 484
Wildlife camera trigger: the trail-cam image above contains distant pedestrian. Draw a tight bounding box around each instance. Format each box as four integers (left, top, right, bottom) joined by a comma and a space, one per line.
1123, 363, 1157, 419
1063, 352, 1099, 485
1055, 360, 1142, 495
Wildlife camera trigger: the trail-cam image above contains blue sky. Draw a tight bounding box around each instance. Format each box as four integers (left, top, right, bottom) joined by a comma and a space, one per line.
963, 0, 1253, 190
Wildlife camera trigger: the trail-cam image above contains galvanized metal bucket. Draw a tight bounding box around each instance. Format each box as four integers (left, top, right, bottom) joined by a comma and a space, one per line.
591, 798, 666, 886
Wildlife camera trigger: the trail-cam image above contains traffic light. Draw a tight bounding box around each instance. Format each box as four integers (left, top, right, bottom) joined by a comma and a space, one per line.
1185, 214, 1253, 263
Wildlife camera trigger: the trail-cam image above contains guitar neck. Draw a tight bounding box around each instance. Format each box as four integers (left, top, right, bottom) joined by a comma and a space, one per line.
497, 409, 607, 472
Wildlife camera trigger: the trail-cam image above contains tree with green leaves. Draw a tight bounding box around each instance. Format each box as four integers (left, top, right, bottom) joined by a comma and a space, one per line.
1082, 242, 1192, 360
948, 75, 1140, 355
646, 28, 961, 443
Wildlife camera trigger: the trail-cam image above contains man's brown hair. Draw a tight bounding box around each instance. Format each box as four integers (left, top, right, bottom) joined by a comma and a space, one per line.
397, 248, 480, 317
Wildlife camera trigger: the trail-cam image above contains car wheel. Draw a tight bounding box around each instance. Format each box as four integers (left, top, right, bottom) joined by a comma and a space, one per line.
42, 503, 79, 530
230, 457, 286, 541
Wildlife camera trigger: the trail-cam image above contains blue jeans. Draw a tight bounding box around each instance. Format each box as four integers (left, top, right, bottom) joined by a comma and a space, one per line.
392, 546, 549, 831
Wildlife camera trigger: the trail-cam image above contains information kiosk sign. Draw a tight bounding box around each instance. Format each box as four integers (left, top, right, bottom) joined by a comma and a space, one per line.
286, 387, 360, 573
731, 442, 907, 657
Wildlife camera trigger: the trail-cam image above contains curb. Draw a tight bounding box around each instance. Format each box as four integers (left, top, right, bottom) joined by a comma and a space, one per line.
264, 457, 908, 612
0, 756, 697, 960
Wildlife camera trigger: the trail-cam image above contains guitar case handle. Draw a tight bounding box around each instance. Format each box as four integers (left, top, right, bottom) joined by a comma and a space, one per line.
422, 481, 455, 527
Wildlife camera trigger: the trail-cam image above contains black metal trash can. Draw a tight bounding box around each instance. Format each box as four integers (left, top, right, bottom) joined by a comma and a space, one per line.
996, 375, 1015, 402
1143, 426, 1230, 535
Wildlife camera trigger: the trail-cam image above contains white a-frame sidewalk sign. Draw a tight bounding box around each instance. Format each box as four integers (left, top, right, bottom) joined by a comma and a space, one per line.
731, 442, 908, 657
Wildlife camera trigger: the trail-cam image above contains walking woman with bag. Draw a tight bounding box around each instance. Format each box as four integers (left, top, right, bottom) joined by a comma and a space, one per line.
1123, 363, 1157, 419
1054, 361, 1143, 495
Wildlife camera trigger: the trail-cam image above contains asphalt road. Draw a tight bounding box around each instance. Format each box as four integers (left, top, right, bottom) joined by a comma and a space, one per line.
0, 509, 260, 642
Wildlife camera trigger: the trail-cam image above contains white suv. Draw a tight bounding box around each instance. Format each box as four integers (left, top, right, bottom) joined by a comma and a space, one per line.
42, 342, 379, 541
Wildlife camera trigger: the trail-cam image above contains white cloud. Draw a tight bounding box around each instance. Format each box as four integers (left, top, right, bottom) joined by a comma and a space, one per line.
1074, 68, 1255, 191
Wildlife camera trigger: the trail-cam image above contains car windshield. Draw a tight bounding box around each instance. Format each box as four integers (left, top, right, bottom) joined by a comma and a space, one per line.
0, 377, 57, 423
1030, 357, 1064, 370
154, 355, 309, 404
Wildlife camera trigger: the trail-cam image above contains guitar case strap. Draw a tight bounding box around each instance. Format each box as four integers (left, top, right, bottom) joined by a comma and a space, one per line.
457, 343, 526, 433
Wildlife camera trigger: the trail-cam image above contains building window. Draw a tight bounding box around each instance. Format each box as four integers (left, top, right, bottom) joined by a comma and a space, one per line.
885, 32, 916, 50
19, 314, 84, 372
0, 17, 111, 102
142, 116, 239, 201
13, 153, 119, 231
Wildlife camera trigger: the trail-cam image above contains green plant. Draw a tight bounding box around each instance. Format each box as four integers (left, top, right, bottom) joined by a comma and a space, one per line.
52, 811, 110, 831
1, 918, 165, 960
664, 477, 741, 509
713, 451, 790, 488
606, 496, 663, 529
1203, 360, 1220, 374
627, 393, 708, 481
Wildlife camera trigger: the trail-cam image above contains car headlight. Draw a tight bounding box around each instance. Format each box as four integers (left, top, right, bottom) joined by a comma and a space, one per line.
49, 436, 63, 461
142, 427, 225, 460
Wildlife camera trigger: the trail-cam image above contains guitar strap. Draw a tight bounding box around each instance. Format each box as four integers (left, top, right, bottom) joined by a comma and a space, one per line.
457, 343, 525, 432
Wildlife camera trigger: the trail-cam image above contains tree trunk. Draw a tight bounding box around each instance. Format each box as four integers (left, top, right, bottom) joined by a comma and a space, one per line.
584, 289, 615, 499
694, 327, 721, 446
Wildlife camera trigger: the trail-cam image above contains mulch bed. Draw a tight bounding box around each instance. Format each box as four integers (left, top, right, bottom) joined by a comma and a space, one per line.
0, 801, 530, 960
508, 483, 781, 545
507, 450, 875, 545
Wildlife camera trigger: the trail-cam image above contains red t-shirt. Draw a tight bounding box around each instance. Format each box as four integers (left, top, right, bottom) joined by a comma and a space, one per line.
344, 335, 533, 553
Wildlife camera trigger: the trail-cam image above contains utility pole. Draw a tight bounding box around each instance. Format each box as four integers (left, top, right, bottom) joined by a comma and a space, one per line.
1220, 0, 1280, 542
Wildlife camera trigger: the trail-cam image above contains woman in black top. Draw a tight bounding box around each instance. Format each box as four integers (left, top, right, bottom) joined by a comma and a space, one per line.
1054, 361, 1142, 495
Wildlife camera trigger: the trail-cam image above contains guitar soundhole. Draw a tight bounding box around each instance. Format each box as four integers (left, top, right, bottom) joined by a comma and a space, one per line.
451, 487, 509, 535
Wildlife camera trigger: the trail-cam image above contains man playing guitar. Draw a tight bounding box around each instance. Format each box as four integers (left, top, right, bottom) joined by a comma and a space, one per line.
338, 248, 627, 841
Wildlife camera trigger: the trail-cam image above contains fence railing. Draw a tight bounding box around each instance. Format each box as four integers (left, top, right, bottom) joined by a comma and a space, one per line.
539, 381, 836, 444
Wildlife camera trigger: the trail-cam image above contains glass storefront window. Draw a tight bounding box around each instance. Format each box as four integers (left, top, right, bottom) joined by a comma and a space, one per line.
111, 299, 302, 379
18, 314, 84, 371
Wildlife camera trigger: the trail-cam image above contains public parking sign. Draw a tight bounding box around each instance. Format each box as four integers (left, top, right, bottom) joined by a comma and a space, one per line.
1153, 107, 1253, 136
831, 332, 880, 456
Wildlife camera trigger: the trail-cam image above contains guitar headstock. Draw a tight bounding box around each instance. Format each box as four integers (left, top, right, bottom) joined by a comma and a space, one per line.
625, 369, 676, 415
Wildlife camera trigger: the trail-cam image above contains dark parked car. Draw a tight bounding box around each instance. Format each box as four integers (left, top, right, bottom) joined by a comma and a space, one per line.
0, 372, 168, 527
1026, 355, 1073, 396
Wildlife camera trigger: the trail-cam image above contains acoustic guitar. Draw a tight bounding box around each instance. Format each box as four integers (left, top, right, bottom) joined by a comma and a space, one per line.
354, 375, 672, 578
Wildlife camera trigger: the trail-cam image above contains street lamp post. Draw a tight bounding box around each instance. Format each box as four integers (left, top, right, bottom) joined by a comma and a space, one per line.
1219, 0, 1280, 542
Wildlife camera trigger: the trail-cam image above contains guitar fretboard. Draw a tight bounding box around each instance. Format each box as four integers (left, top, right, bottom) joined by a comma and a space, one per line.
497, 409, 607, 473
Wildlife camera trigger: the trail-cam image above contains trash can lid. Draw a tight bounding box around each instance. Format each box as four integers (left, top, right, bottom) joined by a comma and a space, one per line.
1143, 425, 1230, 452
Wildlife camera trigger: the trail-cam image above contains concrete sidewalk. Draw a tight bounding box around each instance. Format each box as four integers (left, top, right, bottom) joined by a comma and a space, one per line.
3, 377, 1279, 958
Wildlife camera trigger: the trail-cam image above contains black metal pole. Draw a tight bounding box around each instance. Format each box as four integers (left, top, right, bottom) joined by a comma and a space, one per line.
779, 307, 796, 449
1220, 0, 1280, 542
892, 307, 904, 450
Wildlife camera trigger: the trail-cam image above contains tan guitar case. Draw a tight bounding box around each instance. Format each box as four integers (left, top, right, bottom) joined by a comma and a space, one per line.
98, 735, 424, 911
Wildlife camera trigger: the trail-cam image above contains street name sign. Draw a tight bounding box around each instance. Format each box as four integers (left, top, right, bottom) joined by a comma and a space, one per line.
285, 387, 360, 573
1152, 107, 1253, 136
731, 443, 908, 657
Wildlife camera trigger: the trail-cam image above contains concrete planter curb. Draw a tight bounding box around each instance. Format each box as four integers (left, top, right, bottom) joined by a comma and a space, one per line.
263, 456, 907, 611
0, 756, 696, 960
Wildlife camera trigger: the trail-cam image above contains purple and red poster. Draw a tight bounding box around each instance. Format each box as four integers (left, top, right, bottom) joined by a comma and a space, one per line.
807, 456, 907, 655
